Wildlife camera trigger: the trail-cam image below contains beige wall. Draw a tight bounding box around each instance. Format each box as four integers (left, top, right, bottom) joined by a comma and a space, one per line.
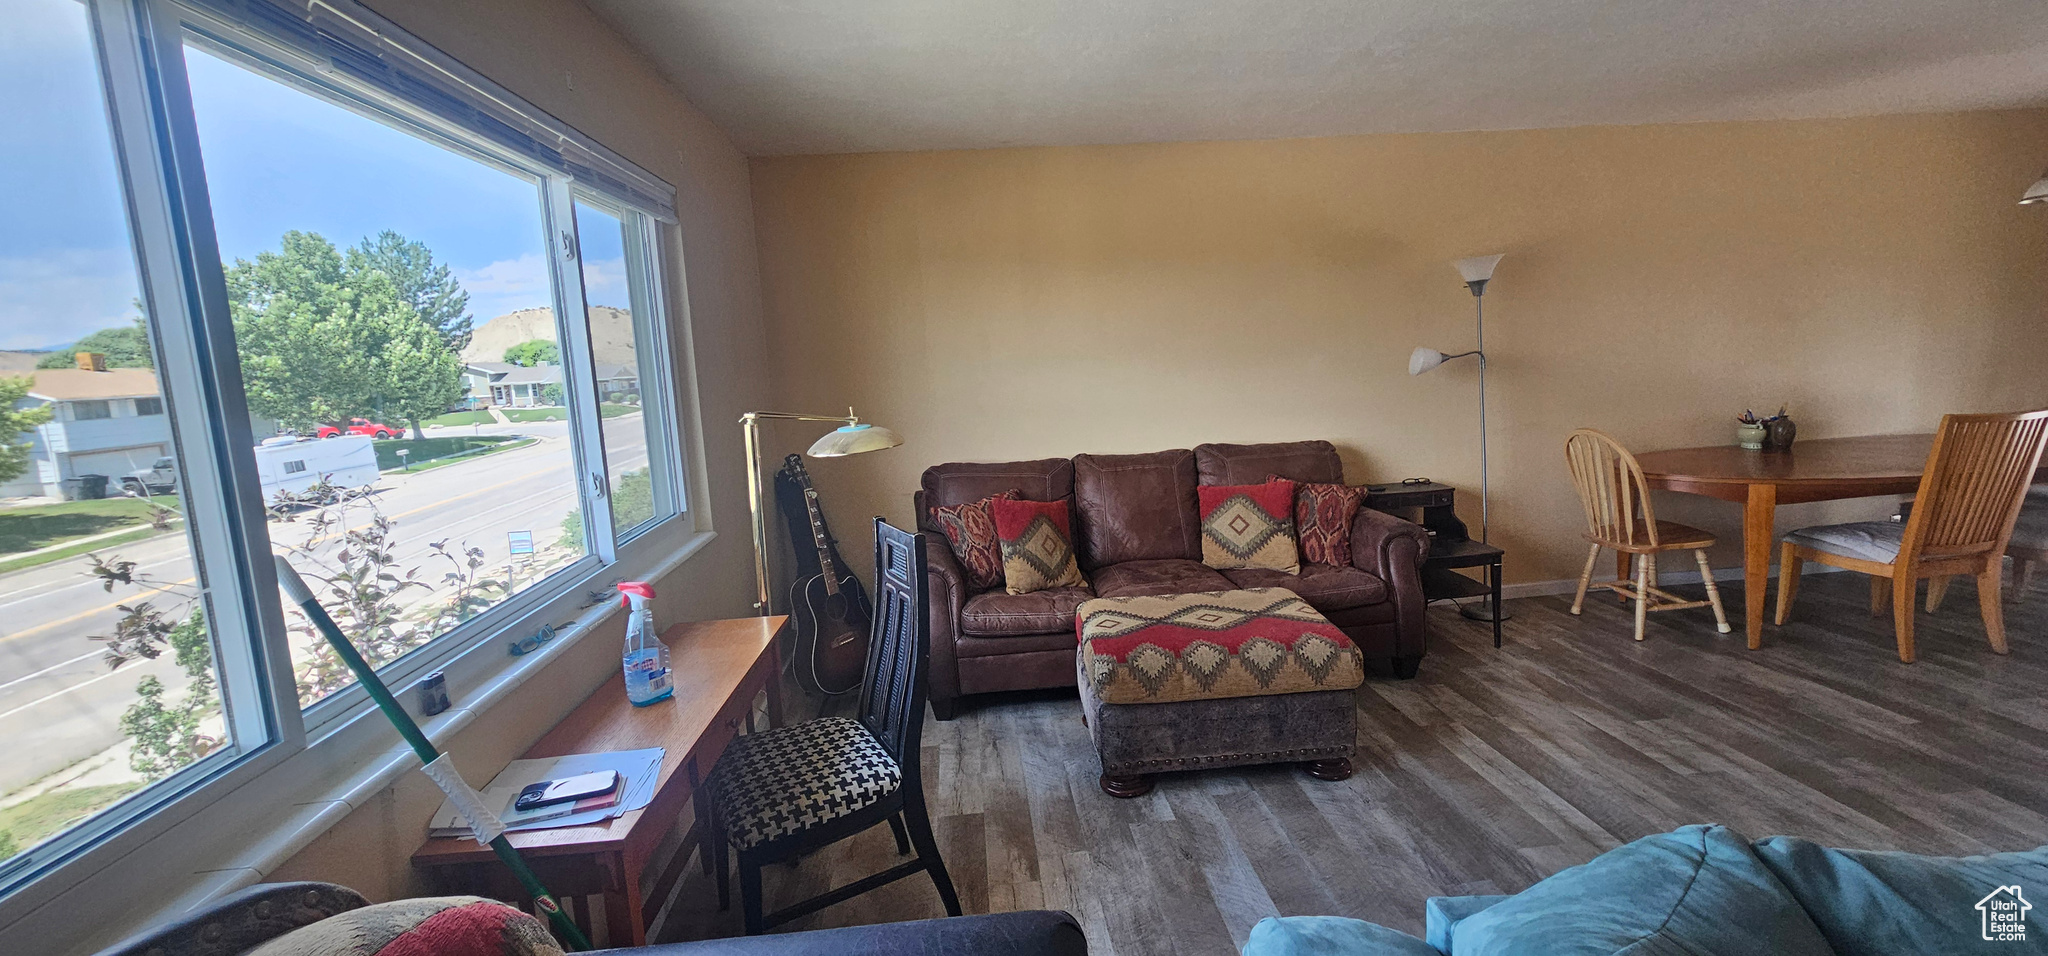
266, 0, 769, 901
751, 111, 2048, 585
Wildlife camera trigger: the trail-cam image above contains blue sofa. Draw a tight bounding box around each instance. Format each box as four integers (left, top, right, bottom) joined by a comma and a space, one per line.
1245, 824, 2046, 955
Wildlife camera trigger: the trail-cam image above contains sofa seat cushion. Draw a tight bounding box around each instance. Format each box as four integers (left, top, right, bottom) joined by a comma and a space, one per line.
1752, 835, 2048, 956
1222, 563, 1388, 611
1076, 588, 1364, 705
1447, 824, 1834, 956
959, 586, 1095, 637
1091, 559, 1234, 598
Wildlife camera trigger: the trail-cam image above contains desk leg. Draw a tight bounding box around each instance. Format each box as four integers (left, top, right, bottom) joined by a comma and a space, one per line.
1743, 484, 1776, 650
764, 668, 784, 729
600, 851, 646, 947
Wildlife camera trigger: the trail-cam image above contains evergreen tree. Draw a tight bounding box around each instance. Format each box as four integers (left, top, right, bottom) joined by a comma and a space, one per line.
0, 376, 53, 485
348, 230, 474, 352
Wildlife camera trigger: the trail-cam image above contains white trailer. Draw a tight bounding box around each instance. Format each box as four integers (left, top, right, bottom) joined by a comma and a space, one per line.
255, 435, 379, 501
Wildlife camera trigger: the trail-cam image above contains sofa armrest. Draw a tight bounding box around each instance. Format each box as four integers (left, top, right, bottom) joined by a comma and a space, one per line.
924, 537, 970, 715
607, 911, 1088, 956
1350, 508, 1431, 659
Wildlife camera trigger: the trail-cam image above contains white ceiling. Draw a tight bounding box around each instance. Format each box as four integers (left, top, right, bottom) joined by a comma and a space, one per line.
585, 0, 2048, 156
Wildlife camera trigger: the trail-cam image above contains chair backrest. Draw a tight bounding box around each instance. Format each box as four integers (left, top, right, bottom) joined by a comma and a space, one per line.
1899, 410, 2048, 562
860, 518, 930, 784
1564, 428, 1661, 548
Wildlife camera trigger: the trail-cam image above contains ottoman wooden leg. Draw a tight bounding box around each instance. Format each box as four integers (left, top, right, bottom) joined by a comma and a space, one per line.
1099, 774, 1154, 799
1304, 757, 1354, 781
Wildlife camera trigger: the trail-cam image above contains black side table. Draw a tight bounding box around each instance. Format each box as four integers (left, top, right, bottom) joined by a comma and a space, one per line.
1364, 482, 1506, 648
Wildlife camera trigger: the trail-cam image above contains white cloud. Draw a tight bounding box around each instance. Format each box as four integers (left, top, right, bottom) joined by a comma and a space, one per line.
0, 249, 142, 349
579, 257, 629, 309
454, 253, 553, 323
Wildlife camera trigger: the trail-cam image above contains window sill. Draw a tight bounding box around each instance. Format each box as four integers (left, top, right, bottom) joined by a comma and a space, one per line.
13, 527, 715, 955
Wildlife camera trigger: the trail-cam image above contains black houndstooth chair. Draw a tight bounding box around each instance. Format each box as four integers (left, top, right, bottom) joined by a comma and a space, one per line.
707, 518, 962, 934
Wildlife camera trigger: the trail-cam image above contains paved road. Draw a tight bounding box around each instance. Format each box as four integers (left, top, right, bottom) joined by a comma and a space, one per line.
0, 414, 650, 794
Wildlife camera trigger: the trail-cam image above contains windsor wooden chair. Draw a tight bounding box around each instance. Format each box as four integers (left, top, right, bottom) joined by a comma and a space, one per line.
1565, 429, 1733, 642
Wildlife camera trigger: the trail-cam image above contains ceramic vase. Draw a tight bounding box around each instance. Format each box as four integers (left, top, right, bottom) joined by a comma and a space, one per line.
1737, 424, 1767, 449
1765, 418, 1797, 450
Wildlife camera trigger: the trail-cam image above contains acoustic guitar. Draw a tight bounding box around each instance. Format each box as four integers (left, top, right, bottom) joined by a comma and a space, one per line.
782, 455, 871, 696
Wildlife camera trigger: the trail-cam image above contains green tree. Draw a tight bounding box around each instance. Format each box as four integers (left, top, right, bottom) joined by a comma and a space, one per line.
228, 231, 462, 436
37, 317, 155, 370
347, 230, 473, 352
502, 339, 559, 367
0, 376, 53, 485
540, 382, 565, 406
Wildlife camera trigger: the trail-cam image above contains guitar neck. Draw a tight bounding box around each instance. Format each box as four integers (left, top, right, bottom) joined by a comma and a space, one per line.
803, 486, 842, 595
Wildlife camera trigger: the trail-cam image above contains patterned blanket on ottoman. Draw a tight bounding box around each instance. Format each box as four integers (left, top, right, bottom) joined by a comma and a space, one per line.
1076, 588, 1365, 705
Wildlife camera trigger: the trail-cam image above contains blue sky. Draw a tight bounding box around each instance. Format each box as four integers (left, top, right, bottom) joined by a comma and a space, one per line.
2, 2, 623, 351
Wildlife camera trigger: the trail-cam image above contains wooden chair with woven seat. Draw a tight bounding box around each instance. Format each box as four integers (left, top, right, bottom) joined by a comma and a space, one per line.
705, 518, 962, 934
1564, 428, 1733, 641
1776, 411, 2048, 662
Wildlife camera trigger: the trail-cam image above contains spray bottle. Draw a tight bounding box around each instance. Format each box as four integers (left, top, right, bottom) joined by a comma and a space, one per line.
618, 582, 671, 706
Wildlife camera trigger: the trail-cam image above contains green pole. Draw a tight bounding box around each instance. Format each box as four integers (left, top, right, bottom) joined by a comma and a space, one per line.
275, 557, 593, 951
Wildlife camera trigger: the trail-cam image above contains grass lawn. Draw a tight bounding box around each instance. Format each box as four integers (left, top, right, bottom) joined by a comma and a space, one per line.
398, 438, 535, 474
0, 497, 182, 555
422, 410, 496, 427
0, 782, 143, 852
600, 403, 640, 418
0, 525, 172, 576
372, 435, 516, 470
502, 407, 569, 423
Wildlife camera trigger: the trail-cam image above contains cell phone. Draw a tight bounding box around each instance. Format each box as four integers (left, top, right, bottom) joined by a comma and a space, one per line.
513, 770, 620, 812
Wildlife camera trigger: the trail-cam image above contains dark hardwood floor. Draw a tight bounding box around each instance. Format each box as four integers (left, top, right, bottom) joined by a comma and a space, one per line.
654, 571, 2048, 954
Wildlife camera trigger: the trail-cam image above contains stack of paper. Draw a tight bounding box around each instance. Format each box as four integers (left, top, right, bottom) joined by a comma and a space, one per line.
427, 747, 664, 839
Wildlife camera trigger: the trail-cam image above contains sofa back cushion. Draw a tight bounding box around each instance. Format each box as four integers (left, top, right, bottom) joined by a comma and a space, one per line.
1445, 824, 1834, 956
1752, 835, 2048, 956
1072, 449, 1200, 569
918, 458, 1075, 532
1195, 440, 1343, 486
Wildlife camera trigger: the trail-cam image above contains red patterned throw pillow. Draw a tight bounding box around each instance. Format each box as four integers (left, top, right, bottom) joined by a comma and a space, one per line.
1275, 476, 1368, 567
990, 497, 1086, 595
1198, 479, 1300, 573
930, 490, 1019, 591
246, 897, 564, 956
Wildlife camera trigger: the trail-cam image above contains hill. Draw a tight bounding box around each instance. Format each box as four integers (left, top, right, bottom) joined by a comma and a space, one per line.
462, 306, 638, 368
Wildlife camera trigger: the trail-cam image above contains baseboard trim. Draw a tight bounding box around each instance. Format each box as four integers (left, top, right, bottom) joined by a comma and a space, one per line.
1471, 562, 1849, 601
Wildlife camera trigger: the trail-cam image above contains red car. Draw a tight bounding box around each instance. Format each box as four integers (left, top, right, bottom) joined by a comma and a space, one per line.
315, 418, 400, 439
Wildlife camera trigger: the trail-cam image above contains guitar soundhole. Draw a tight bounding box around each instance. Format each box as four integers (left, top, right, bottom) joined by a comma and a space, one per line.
825, 592, 848, 619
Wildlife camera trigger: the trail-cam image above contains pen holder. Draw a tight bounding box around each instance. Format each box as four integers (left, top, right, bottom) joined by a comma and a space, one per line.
1736, 424, 1767, 449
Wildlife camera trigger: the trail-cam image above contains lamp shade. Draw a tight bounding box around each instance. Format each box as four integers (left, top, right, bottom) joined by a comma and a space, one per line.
1453, 254, 1505, 284
1408, 347, 1447, 376
2023, 168, 2048, 205
806, 422, 903, 457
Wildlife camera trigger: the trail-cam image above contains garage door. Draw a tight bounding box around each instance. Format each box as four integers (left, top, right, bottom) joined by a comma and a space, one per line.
69, 445, 167, 478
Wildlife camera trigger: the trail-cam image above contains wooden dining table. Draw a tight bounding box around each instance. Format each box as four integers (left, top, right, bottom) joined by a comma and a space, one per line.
1635, 434, 1941, 648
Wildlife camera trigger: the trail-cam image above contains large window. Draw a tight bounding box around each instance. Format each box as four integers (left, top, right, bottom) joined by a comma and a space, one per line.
0, 0, 691, 904
0, 0, 240, 883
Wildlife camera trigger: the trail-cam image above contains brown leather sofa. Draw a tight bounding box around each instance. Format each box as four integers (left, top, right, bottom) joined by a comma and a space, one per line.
915, 440, 1431, 720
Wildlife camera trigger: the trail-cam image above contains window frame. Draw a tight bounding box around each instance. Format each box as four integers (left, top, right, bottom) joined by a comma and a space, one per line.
0, 0, 700, 918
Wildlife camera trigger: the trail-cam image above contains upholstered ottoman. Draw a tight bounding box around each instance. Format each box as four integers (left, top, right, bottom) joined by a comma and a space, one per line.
1075, 588, 1364, 797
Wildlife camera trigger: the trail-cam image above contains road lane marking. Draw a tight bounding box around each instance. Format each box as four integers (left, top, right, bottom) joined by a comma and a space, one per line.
0, 667, 127, 722
0, 576, 198, 646
0, 649, 104, 693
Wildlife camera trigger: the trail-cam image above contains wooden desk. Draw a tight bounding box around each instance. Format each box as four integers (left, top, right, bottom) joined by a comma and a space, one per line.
413, 616, 786, 947
1636, 435, 1940, 648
